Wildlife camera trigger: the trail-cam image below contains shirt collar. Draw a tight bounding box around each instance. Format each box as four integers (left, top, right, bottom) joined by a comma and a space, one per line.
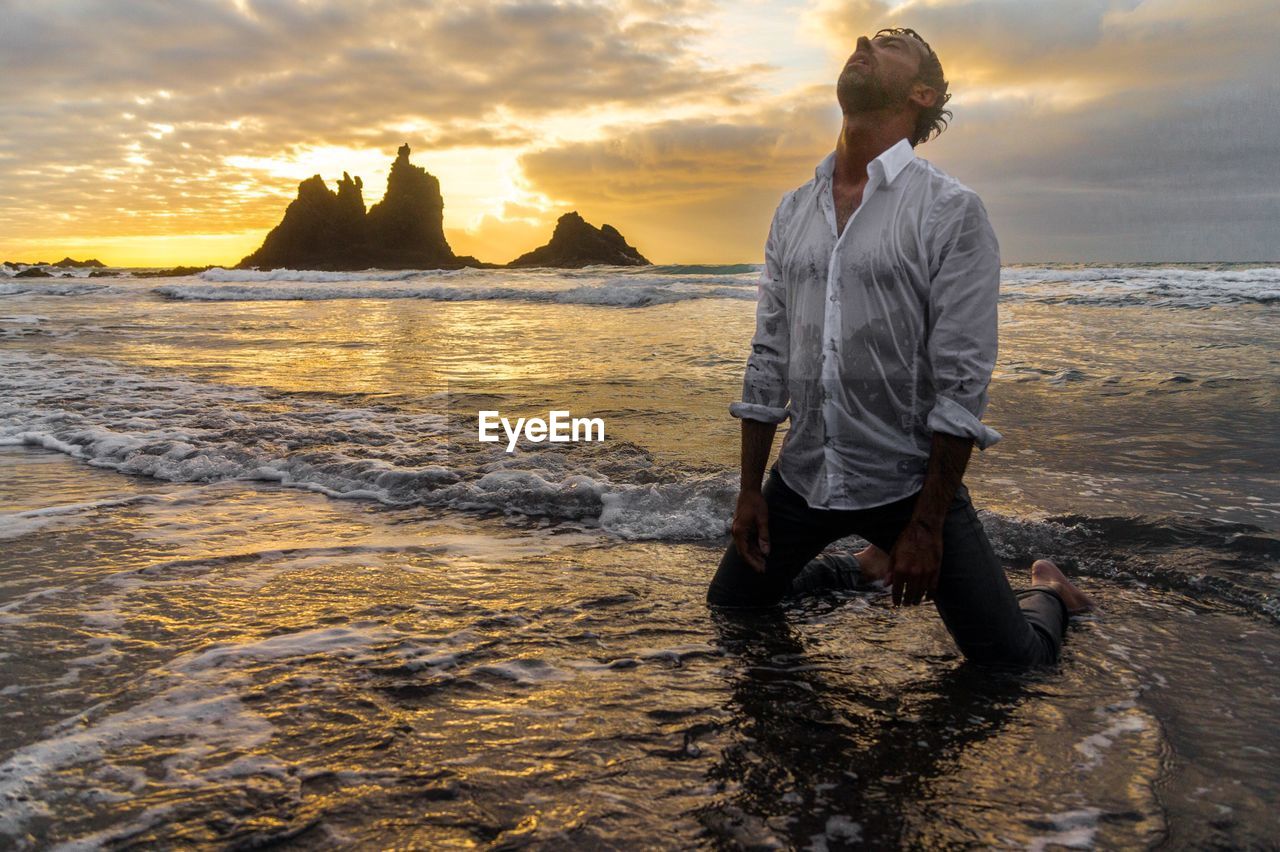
815, 137, 916, 186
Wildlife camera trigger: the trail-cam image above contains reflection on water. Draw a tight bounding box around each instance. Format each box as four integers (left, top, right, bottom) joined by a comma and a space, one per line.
1, 452, 1277, 847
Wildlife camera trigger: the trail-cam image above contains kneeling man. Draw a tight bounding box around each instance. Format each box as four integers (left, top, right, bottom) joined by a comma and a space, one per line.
707, 27, 1093, 667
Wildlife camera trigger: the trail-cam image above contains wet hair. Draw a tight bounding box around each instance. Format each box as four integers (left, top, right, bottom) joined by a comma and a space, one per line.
874, 27, 951, 145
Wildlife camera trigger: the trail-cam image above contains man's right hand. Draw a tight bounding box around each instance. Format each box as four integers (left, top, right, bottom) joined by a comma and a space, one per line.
732, 489, 771, 573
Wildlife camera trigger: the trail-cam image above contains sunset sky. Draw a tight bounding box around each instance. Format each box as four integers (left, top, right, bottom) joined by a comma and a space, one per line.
1, 0, 1276, 267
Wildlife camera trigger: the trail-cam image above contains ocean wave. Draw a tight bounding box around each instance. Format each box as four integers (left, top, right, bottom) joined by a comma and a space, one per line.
172, 264, 1280, 309
647, 263, 762, 275
199, 267, 467, 283
1000, 265, 1280, 308
156, 279, 755, 307
6, 264, 1276, 309
981, 510, 1280, 623
0, 352, 738, 541
3, 352, 1275, 622
0, 494, 167, 540
0, 281, 112, 297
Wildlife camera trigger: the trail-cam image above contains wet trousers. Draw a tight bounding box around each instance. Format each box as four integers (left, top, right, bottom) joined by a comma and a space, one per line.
707, 466, 1069, 668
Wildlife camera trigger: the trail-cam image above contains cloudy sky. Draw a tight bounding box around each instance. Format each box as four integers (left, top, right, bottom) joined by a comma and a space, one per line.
1, 0, 1276, 266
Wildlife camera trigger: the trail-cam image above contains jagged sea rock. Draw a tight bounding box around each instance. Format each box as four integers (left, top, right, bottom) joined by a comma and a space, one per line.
364, 144, 455, 267
238, 174, 364, 270
237, 144, 476, 270
14, 268, 52, 278
507, 212, 650, 268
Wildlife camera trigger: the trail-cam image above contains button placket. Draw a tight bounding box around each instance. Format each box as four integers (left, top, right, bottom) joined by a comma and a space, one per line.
820, 169, 881, 497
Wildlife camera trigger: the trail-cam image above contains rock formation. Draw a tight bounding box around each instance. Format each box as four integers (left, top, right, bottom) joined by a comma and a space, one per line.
364, 145, 456, 267
507, 211, 650, 268
236, 145, 649, 270
237, 174, 364, 270
133, 265, 214, 278
51, 257, 105, 268
238, 144, 480, 271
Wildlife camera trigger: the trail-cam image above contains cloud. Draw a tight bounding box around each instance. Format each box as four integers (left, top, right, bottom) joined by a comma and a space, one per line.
513, 0, 1280, 262
802, 0, 1280, 259
805, 0, 1280, 94
923, 82, 1280, 260
521, 87, 840, 203
0, 0, 763, 260
516, 86, 842, 260
1, 0, 1277, 263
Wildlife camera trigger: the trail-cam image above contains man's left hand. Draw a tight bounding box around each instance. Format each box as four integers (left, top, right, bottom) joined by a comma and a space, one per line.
888, 520, 943, 606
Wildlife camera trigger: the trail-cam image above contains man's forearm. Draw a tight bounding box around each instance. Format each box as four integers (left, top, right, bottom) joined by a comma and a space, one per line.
910, 431, 974, 534
740, 419, 778, 493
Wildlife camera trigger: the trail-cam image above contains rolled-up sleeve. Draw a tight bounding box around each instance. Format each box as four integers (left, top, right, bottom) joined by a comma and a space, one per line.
923, 188, 1003, 450
729, 204, 791, 424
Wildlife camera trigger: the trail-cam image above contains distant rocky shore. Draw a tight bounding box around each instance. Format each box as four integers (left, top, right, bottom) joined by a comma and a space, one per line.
0, 259, 208, 278
2, 257, 118, 278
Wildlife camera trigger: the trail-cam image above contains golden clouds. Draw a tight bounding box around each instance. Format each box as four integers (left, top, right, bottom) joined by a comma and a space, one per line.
512, 88, 840, 262
804, 0, 1280, 98
0, 0, 762, 265
0, 1, 1277, 265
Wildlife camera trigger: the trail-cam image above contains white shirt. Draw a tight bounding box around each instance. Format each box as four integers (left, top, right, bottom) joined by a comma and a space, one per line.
730, 137, 1003, 510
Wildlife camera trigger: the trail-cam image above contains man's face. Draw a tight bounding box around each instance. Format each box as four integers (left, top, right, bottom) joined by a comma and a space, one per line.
836, 32, 928, 115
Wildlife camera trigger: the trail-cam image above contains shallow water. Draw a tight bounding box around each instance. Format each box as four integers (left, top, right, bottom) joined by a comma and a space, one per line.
1, 263, 1278, 848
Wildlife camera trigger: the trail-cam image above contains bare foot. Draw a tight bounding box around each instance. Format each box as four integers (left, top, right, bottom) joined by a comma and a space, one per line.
1031, 559, 1096, 614
855, 544, 891, 584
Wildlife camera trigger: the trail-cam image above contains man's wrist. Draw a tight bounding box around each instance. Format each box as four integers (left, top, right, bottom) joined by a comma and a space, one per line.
908, 512, 945, 538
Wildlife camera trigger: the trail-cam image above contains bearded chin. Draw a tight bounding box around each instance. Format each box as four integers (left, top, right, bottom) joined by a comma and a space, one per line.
837, 68, 907, 115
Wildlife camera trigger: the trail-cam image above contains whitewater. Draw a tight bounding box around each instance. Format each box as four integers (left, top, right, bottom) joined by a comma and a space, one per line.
1, 262, 1277, 848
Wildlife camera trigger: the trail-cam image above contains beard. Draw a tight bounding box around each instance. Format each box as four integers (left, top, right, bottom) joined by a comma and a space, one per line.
836, 65, 912, 115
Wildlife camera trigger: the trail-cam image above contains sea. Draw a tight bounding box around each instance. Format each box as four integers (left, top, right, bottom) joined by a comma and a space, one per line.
1, 262, 1277, 848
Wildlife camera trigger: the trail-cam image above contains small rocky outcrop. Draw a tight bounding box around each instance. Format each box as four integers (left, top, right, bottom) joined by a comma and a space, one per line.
51, 257, 106, 268
133, 265, 214, 278
14, 267, 52, 278
507, 212, 649, 268
238, 144, 481, 270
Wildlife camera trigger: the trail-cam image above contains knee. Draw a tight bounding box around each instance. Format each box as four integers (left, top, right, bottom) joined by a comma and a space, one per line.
706, 541, 789, 608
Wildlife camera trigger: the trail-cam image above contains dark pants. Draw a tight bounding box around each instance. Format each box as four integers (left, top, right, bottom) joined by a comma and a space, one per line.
707, 466, 1069, 668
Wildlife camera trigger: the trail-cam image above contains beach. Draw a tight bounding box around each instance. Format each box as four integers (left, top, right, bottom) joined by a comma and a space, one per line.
2, 263, 1278, 847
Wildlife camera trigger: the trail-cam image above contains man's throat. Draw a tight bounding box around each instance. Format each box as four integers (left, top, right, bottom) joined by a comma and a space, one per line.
835, 185, 866, 237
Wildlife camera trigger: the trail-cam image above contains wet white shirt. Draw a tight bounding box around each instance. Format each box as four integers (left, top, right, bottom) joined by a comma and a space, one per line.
730, 137, 1003, 510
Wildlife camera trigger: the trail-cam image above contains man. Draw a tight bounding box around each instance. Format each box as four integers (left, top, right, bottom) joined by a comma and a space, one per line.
707, 28, 1093, 668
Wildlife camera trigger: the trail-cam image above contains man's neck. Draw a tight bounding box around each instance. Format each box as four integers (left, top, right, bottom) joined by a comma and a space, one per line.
834, 112, 914, 186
